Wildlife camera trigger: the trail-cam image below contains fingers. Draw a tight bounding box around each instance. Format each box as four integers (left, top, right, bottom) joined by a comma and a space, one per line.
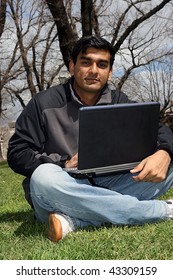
130, 160, 157, 182
130, 160, 147, 180
130, 161, 145, 175
130, 153, 169, 182
131, 166, 149, 182
65, 153, 78, 168
130, 158, 157, 182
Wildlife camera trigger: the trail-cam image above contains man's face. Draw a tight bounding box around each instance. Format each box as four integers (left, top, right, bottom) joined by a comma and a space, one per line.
69, 47, 112, 96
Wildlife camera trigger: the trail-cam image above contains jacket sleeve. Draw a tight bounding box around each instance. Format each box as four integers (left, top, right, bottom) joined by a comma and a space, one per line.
7, 96, 68, 178
157, 122, 173, 159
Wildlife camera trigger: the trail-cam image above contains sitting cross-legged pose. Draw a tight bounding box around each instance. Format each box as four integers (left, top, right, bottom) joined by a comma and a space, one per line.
7, 36, 173, 242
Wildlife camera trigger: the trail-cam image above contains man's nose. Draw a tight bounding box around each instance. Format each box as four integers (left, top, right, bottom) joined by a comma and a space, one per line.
89, 63, 98, 73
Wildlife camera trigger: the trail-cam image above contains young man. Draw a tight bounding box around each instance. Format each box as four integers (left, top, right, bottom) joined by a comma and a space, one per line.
7, 36, 173, 242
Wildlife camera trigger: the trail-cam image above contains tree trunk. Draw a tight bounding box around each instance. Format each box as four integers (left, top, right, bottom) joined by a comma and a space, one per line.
81, 0, 93, 36
0, 144, 4, 161
0, 0, 7, 116
0, 0, 7, 38
45, 0, 78, 69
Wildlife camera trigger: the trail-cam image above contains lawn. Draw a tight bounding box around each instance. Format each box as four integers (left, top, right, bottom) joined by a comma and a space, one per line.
0, 161, 173, 260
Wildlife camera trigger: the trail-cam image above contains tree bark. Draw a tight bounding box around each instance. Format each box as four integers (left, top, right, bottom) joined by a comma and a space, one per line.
81, 0, 93, 36
0, 0, 7, 116
0, 0, 7, 38
45, 0, 78, 69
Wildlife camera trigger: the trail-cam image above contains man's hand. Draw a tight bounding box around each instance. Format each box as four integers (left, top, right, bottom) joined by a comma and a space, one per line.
130, 150, 171, 182
65, 153, 78, 168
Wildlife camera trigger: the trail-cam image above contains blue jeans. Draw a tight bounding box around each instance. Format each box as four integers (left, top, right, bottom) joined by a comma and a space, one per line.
30, 163, 173, 230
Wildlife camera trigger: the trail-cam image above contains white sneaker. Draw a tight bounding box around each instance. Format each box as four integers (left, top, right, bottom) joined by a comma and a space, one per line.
48, 213, 73, 242
165, 199, 173, 219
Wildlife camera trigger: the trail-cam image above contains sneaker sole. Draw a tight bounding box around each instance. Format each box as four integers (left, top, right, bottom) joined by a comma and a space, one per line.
48, 213, 63, 242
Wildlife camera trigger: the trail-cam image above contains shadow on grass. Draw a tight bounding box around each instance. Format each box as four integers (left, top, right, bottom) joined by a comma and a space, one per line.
0, 209, 33, 223
0, 209, 46, 238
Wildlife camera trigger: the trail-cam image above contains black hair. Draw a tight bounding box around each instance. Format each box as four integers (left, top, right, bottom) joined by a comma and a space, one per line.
71, 36, 115, 69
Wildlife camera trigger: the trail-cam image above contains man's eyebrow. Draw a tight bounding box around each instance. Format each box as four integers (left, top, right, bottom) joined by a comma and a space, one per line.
80, 56, 91, 60
79, 56, 109, 64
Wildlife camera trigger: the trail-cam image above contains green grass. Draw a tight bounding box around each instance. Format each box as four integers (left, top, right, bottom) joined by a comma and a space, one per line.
0, 161, 173, 260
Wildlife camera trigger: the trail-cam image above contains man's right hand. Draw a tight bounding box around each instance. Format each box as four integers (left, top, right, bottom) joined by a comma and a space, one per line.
65, 153, 78, 168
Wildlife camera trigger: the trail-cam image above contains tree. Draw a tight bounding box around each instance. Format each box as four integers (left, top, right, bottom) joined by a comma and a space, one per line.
0, 0, 7, 115
45, 0, 173, 70
45, 0, 78, 69
0, 0, 7, 159
1, 0, 173, 126
44, 0, 173, 118
122, 55, 173, 114
0, 0, 7, 38
0, 0, 65, 115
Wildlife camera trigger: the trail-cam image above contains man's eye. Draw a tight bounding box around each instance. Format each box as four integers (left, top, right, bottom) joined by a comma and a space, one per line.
81, 61, 90, 66
98, 63, 108, 68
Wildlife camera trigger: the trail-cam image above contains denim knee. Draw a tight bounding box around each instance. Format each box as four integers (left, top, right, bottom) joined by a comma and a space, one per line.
30, 163, 63, 194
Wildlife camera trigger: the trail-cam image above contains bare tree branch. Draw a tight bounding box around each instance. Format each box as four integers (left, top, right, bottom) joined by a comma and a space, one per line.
9, 0, 37, 96
113, 0, 172, 53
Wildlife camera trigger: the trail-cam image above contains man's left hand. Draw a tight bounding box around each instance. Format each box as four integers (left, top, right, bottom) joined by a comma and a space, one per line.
130, 150, 171, 182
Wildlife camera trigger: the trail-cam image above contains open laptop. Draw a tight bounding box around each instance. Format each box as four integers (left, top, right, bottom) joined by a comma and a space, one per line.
64, 102, 160, 178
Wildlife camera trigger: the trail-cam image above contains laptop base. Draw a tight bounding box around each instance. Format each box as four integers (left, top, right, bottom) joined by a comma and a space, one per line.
64, 161, 140, 179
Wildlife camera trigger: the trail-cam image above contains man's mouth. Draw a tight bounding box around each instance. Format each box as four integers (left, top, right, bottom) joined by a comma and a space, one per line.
85, 78, 100, 83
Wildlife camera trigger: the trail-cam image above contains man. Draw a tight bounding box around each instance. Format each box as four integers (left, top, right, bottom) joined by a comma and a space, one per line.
7, 36, 173, 242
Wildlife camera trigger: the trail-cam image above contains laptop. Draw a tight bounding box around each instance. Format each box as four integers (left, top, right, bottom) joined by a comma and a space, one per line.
64, 102, 160, 178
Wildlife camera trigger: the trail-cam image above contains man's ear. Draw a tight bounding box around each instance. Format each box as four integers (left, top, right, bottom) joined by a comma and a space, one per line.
108, 69, 113, 80
69, 60, 74, 76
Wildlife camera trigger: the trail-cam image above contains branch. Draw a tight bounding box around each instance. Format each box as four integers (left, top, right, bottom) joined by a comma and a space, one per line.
113, 0, 172, 53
